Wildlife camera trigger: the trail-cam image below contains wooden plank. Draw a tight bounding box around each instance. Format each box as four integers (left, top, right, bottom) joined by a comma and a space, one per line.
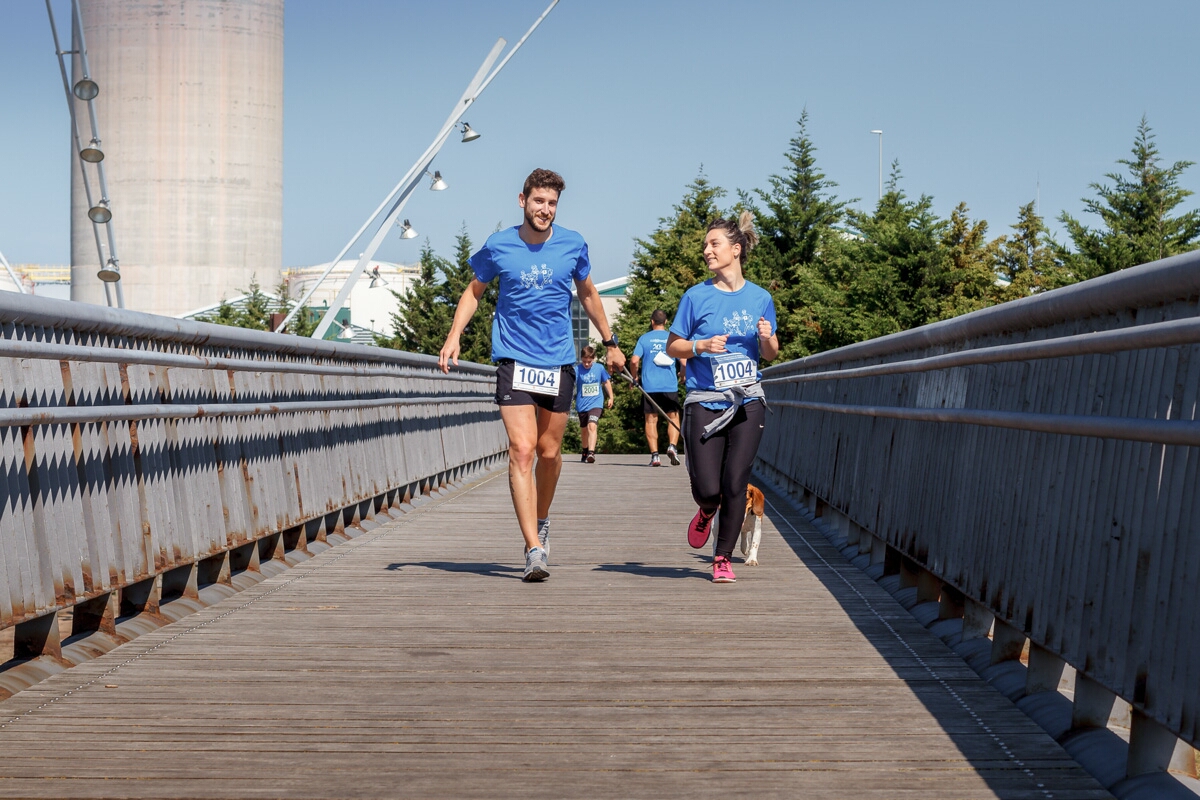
0, 457, 1111, 798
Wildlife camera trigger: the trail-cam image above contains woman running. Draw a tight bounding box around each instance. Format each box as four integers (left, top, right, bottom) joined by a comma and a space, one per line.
574, 345, 613, 463
666, 211, 778, 583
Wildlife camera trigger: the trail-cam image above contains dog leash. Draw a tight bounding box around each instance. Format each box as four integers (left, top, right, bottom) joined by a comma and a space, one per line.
617, 366, 683, 435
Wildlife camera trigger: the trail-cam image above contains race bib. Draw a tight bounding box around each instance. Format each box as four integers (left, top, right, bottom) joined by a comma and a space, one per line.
581, 382, 600, 397
711, 353, 757, 389
512, 363, 560, 396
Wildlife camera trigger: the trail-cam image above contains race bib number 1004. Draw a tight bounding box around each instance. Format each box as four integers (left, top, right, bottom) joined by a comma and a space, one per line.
512, 363, 560, 396
711, 353, 757, 390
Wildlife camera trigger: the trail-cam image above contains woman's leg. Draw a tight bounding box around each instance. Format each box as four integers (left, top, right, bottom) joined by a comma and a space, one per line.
713, 402, 766, 559
683, 404, 726, 514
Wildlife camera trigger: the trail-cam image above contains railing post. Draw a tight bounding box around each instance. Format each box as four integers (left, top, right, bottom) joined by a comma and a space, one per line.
1126, 709, 1179, 778
962, 597, 993, 641
990, 617, 1025, 664
1071, 672, 1116, 730
1025, 642, 1066, 694
13, 612, 62, 661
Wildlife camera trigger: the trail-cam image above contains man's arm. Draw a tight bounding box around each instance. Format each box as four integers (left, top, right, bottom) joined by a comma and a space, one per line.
574, 276, 626, 373
629, 355, 641, 384
438, 279, 487, 373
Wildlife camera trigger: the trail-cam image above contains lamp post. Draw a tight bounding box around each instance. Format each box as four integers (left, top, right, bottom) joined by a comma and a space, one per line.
870, 130, 883, 201
284, 0, 560, 340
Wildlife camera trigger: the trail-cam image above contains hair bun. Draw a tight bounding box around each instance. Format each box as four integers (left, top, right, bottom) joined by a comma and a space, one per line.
737, 210, 759, 252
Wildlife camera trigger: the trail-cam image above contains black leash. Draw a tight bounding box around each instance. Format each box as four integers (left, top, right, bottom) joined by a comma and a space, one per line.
617, 366, 683, 435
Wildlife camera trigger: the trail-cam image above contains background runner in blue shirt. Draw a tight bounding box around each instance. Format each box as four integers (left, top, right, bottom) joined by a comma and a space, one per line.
574, 345, 612, 464
631, 309, 682, 466
439, 169, 627, 583
666, 212, 779, 585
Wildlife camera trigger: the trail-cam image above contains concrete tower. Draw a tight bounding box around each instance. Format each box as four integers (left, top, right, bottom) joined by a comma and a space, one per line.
70, 0, 283, 317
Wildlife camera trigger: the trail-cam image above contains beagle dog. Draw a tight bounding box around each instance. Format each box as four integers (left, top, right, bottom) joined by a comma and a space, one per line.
740, 483, 766, 566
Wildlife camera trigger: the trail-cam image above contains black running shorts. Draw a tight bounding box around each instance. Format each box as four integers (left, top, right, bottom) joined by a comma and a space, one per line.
578, 407, 604, 427
495, 360, 575, 413
643, 390, 682, 416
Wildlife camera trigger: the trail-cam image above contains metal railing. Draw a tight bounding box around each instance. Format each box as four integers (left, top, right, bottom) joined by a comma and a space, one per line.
0, 291, 505, 668
758, 249, 1200, 788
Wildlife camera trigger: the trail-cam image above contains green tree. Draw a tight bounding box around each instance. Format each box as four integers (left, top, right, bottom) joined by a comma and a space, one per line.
275, 277, 318, 337
197, 274, 280, 331
844, 162, 949, 334
996, 201, 1065, 301
605, 172, 725, 454
747, 112, 856, 359
378, 241, 451, 354
927, 203, 1001, 320
438, 225, 495, 364
1057, 116, 1200, 279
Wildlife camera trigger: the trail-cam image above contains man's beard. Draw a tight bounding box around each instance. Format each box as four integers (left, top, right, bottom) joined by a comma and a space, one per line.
524, 208, 553, 231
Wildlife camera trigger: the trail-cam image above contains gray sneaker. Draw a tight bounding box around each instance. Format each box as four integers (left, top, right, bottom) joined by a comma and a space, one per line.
666, 445, 680, 466
537, 519, 550, 557
523, 546, 549, 582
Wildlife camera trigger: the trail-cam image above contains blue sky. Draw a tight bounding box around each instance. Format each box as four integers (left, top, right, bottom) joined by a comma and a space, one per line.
3, 1, 1199, 284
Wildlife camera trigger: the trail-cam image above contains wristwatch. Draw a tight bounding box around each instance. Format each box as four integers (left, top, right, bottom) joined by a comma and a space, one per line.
601, 334, 619, 348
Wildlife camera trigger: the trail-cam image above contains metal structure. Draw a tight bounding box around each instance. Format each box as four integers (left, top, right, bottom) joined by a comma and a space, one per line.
46, 0, 123, 307
0, 250, 24, 295
67, 0, 283, 317
758, 248, 1200, 792
0, 289, 505, 692
286, 0, 560, 339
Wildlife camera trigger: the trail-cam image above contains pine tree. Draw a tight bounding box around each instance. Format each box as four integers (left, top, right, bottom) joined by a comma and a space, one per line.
1057, 116, 1200, 279
996, 201, 1064, 301
438, 225, 494, 364
378, 241, 450, 354
928, 203, 1001, 321
748, 112, 854, 359
844, 162, 948, 335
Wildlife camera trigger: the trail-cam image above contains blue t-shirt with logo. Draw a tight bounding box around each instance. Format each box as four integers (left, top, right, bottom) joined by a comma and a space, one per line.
574, 363, 610, 412
471, 224, 591, 368
670, 279, 777, 408
633, 329, 678, 393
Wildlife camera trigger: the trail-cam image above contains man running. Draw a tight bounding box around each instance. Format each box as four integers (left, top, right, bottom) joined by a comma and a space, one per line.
631, 309, 682, 467
439, 168, 625, 582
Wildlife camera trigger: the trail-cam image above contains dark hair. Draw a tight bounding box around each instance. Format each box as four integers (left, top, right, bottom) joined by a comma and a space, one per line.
706, 210, 759, 264
580, 344, 596, 359
650, 309, 667, 327
523, 168, 565, 198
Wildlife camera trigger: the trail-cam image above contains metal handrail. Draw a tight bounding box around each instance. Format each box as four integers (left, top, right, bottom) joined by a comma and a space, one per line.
0, 394, 491, 427
0, 339, 493, 383
763, 314, 1200, 384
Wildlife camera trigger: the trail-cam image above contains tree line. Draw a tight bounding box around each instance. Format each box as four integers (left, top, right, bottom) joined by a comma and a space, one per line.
200, 114, 1199, 454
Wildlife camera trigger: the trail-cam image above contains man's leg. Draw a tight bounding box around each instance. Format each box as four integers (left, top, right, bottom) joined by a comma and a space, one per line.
500, 404, 541, 552
535, 407, 569, 520
644, 411, 659, 453
666, 411, 681, 448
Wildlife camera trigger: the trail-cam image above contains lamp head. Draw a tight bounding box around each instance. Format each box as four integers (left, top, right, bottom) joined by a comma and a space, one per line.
398, 219, 418, 239
870, 130, 883, 135
97, 259, 121, 282
459, 122, 481, 143
80, 140, 104, 163
73, 78, 99, 101
429, 170, 448, 191
88, 202, 112, 224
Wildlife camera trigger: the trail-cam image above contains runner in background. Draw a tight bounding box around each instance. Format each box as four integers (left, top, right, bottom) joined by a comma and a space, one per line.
439, 169, 626, 582
630, 309, 682, 467
574, 345, 613, 464
666, 211, 778, 584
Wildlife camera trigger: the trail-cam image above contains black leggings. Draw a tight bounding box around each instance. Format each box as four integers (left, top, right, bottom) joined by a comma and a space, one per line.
683, 401, 766, 559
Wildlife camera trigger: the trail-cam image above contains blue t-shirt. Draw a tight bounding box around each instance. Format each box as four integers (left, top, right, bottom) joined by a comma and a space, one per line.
575, 363, 610, 412
670, 280, 777, 408
471, 225, 591, 367
633, 329, 678, 393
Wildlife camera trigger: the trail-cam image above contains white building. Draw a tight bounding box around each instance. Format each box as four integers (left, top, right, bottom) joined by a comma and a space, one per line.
0, 265, 72, 301
283, 260, 420, 336
570, 275, 629, 355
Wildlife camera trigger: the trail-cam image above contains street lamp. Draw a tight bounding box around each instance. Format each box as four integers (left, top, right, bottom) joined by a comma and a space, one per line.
427, 170, 448, 191
398, 219, 418, 239
459, 122, 481, 142
870, 130, 883, 201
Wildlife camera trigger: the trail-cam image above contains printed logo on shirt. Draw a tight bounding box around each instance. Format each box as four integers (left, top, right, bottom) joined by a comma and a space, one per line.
520, 263, 554, 290
723, 309, 754, 337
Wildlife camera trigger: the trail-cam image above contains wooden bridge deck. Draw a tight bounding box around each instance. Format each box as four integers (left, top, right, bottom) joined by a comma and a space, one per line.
0, 456, 1111, 799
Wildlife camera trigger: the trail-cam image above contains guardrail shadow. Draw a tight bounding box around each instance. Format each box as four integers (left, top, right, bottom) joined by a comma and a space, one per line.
755, 480, 1110, 799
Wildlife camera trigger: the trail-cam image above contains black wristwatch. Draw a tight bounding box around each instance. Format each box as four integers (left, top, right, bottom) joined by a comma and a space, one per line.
602, 334, 618, 348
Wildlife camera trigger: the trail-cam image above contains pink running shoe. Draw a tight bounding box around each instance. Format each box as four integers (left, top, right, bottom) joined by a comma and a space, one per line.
712, 555, 736, 583
687, 508, 715, 549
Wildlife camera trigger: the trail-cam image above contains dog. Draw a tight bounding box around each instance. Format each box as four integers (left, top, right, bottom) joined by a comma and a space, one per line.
739, 483, 766, 566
